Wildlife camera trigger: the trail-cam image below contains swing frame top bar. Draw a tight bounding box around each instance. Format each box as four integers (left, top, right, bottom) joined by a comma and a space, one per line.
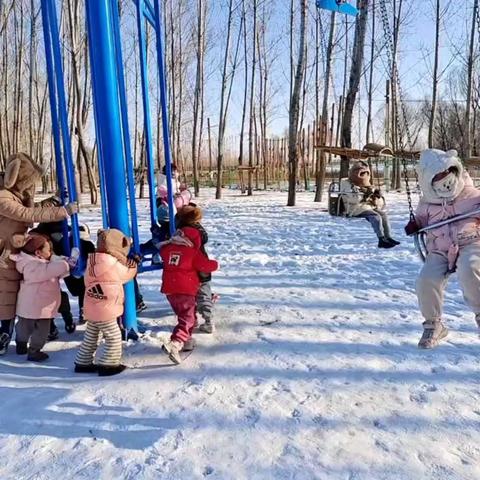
314, 143, 422, 160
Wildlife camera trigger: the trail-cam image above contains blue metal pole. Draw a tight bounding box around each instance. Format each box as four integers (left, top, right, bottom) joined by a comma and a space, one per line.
45, 0, 81, 260
136, 0, 159, 229
153, 0, 176, 235
84, 11, 109, 229
40, 0, 70, 254
142, 0, 157, 30
85, 0, 137, 332
110, 0, 141, 254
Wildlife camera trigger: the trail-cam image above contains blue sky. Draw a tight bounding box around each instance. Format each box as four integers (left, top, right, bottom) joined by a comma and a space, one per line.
205, 0, 474, 146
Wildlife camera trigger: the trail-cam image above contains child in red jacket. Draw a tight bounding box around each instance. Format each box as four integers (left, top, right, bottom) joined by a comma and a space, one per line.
160, 206, 218, 364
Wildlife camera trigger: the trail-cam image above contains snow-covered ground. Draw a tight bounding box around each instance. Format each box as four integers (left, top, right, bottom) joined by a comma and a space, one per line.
1, 189, 480, 480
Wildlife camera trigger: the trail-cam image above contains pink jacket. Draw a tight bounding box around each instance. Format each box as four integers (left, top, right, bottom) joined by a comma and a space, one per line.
11, 252, 70, 319
83, 253, 137, 322
416, 150, 480, 264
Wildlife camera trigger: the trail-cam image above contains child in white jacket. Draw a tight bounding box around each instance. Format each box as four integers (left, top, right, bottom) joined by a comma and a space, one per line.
340, 161, 399, 248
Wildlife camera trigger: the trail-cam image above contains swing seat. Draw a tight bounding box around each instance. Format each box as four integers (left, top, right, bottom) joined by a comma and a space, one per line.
328, 182, 347, 217
316, 0, 358, 16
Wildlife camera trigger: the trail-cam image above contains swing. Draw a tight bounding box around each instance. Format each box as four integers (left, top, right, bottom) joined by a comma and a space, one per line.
376, 0, 480, 261
322, 144, 392, 218
316, 0, 359, 16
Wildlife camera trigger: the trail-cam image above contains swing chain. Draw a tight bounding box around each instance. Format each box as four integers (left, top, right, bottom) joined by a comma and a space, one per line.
379, 0, 417, 221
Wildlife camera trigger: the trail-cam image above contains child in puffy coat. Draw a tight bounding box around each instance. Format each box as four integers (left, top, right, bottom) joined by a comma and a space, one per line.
176, 205, 216, 334
409, 149, 480, 349
340, 160, 399, 248
74, 229, 138, 376
160, 206, 218, 364
10, 234, 74, 362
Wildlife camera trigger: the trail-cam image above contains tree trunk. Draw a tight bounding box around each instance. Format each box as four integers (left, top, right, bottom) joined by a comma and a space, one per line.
465, 0, 478, 159
315, 10, 336, 202
247, 0, 258, 196
216, 0, 235, 199
428, 0, 441, 148
287, 0, 307, 207
340, 0, 370, 178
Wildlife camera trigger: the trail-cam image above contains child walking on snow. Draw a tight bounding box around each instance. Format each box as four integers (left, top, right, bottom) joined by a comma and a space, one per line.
160, 206, 218, 364
74, 229, 138, 376
176, 205, 217, 333
408, 149, 480, 349
340, 160, 400, 248
10, 234, 77, 362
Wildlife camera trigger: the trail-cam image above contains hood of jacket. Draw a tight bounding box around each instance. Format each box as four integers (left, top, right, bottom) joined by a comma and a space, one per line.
10, 251, 46, 274
418, 149, 465, 204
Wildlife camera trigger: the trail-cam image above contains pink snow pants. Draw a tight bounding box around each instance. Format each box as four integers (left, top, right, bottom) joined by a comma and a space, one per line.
168, 294, 197, 343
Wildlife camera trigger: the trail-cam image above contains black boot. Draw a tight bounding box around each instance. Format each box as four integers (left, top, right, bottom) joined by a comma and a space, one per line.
48, 321, 59, 341
16, 342, 28, 355
386, 237, 400, 246
74, 363, 98, 373
97, 364, 127, 377
27, 351, 49, 362
378, 237, 396, 249
0, 332, 10, 356
63, 313, 76, 334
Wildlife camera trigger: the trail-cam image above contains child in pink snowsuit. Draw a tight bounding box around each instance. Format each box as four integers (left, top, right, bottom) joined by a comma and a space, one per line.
412, 149, 480, 348
10, 234, 73, 362
75, 229, 138, 376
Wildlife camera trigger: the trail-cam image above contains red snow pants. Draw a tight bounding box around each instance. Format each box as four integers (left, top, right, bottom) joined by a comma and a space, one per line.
168, 294, 197, 343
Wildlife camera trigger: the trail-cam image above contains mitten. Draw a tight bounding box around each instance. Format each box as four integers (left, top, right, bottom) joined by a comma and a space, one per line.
405, 220, 420, 236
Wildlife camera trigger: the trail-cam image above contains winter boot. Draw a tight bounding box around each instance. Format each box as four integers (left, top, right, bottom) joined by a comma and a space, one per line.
27, 351, 49, 362
199, 322, 214, 334
48, 321, 59, 341
182, 338, 196, 352
162, 340, 184, 364
0, 333, 10, 356
378, 237, 396, 249
386, 237, 401, 246
136, 301, 147, 314
74, 363, 98, 373
63, 312, 76, 334
418, 321, 448, 349
97, 364, 127, 376
16, 341, 28, 355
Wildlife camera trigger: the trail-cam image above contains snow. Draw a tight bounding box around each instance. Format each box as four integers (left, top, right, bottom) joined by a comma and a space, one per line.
1, 189, 480, 480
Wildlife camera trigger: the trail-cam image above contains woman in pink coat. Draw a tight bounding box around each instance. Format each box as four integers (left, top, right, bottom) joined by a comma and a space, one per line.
413, 149, 480, 348
10, 234, 72, 361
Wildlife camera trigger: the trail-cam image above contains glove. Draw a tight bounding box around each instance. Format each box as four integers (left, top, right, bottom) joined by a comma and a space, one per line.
67, 247, 80, 267
65, 202, 79, 216
41, 195, 62, 207
129, 253, 143, 265
372, 189, 382, 198
405, 220, 420, 236
127, 258, 139, 269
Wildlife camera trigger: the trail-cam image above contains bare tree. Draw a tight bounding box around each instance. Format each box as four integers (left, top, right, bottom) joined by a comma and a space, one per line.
340, 0, 370, 178
287, 0, 307, 207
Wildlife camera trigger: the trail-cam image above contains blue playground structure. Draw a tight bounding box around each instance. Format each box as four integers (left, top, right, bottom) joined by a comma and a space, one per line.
316, 0, 359, 16
40, 0, 176, 335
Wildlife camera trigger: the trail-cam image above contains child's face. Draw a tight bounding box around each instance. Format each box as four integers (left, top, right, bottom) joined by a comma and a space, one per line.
35, 242, 52, 261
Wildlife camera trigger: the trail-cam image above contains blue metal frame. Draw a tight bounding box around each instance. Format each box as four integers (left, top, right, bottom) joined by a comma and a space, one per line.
152, 0, 176, 234
85, 0, 137, 331
135, 0, 159, 230
41, 0, 177, 333
110, 0, 141, 254
41, 0, 83, 276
